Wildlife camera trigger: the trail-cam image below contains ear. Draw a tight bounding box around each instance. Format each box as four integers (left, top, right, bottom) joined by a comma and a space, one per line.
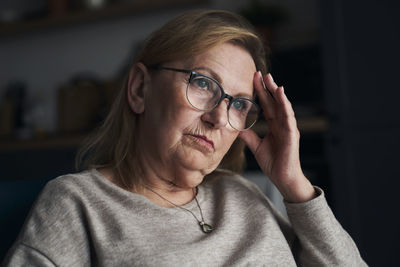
127, 62, 149, 114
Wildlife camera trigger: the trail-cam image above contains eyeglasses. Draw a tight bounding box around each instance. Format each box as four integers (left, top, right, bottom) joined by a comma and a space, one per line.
152, 66, 259, 131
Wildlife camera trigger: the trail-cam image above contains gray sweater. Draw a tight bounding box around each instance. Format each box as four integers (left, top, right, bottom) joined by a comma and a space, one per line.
3, 169, 366, 266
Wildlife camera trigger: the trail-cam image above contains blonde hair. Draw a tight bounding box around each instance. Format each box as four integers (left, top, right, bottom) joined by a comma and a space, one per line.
76, 9, 268, 191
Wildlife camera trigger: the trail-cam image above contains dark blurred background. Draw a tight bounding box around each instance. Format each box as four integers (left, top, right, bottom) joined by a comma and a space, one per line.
0, 0, 399, 265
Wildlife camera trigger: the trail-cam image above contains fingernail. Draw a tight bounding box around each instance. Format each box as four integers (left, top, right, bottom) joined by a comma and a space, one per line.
281, 86, 284, 93
258, 71, 267, 90
269, 73, 275, 82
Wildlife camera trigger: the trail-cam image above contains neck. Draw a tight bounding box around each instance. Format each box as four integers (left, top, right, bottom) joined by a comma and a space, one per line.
136, 147, 205, 207
145, 185, 197, 208
143, 182, 196, 207
98, 166, 196, 207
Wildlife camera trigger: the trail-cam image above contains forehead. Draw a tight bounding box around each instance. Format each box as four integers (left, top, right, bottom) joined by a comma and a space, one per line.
182, 43, 256, 97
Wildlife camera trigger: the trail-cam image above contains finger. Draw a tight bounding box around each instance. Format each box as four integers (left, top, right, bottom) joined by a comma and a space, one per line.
275, 87, 299, 135
254, 71, 275, 119
259, 73, 275, 100
264, 73, 279, 94
238, 129, 261, 155
277, 86, 295, 118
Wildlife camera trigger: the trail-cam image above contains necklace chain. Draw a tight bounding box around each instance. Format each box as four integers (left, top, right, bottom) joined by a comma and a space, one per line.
145, 186, 213, 233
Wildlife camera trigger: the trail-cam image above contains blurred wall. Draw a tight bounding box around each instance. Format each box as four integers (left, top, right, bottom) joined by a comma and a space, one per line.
0, 9, 191, 132
321, 0, 400, 266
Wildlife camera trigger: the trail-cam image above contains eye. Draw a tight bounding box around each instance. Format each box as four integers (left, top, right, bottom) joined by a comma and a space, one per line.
232, 99, 248, 111
193, 78, 210, 90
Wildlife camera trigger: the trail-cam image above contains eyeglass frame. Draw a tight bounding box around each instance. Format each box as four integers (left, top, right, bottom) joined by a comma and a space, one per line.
150, 65, 260, 131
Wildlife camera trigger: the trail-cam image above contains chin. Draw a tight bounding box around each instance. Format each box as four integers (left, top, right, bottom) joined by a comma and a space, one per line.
171, 155, 216, 183
180, 150, 218, 171
176, 177, 204, 189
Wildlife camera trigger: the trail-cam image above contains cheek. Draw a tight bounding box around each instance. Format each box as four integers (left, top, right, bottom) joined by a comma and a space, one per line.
158, 95, 198, 131
145, 83, 201, 143
147, 82, 187, 123
218, 130, 239, 156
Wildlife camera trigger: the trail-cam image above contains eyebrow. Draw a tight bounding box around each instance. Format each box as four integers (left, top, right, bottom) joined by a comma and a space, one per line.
191, 66, 253, 99
191, 66, 222, 82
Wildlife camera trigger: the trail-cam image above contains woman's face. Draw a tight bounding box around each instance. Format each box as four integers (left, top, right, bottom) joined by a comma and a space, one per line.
138, 42, 257, 188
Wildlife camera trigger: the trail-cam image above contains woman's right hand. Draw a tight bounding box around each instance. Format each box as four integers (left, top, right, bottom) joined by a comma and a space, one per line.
239, 72, 316, 203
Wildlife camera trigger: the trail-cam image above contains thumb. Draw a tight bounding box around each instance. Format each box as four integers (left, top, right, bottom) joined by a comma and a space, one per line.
238, 129, 261, 155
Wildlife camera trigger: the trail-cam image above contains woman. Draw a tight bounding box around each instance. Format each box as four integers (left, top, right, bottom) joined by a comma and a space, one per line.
4, 9, 366, 266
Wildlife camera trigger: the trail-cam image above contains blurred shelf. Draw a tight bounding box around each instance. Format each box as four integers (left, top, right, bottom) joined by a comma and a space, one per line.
253, 115, 329, 136
297, 116, 329, 133
0, 134, 86, 151
0, 0, 207, 37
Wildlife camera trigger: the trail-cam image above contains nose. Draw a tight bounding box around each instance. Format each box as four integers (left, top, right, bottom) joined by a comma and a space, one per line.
201, 100, 229, 129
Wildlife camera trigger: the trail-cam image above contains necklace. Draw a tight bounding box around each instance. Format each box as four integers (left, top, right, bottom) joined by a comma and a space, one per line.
145, 186, 213, 234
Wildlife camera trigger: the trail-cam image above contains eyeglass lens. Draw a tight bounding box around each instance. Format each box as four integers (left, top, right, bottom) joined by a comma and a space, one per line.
187, 74, 258, 131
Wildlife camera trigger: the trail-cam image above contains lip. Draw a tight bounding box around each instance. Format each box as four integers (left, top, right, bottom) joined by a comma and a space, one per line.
187, 134, 215, 150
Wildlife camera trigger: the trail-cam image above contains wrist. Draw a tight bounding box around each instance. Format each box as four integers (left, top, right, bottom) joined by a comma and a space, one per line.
279, 175, 317, 203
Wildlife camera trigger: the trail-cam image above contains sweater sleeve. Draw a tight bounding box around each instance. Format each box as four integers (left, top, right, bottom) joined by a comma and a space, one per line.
284, 187, 367, 267
3, 243, 56, 267
2, 177, 92, 267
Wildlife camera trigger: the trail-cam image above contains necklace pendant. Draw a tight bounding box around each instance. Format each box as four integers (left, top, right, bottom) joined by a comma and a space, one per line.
199, 221, 213, 233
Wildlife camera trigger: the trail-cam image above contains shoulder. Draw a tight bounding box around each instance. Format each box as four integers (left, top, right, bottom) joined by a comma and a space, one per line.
204, 169, 271, 205
204, 169, 292, 230
207, 169, 264, 192
45, 169, 96, 192
18, 169, 107, 238
26, 170, 98, 222
6, 171, 100, 265
31, 170, 93, 209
